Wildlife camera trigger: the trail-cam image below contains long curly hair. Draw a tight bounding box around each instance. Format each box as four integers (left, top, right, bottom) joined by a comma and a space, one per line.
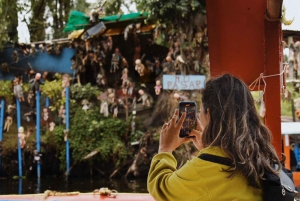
201, 74, 281, 188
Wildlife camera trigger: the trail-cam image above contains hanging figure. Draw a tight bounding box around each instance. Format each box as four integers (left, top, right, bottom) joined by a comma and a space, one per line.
13, 76, 25, 102
31, 73, 43, 94
49, 122, 56, 132
110, 48, 121, 73
4, 116, 13, 132
27, 90, 35, 108
61, 74, 70, 97
163, 56, 175, 74
138, 89, 152, 107
154, 80, 162, 95
12, 50, 19, 63
135, 59, 145, 76
18, 126, 28, 148
175, 55, 187, 75
98, 92, 109, 117
81, 99, 90, 113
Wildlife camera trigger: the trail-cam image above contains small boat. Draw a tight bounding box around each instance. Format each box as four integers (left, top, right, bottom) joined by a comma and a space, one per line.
0, 192, 155, 201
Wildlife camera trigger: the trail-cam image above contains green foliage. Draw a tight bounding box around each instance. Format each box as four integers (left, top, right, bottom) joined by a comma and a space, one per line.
135, 0, 205, 22
40, 76, 66, 111
70, 106, 132, 167
0, 0, 10, 50
42, 104, 146, 172
70, 83, 101, 102
0, 80, 13, 103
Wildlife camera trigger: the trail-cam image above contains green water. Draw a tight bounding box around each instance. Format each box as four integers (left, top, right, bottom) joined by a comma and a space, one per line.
0, 177, 148, 195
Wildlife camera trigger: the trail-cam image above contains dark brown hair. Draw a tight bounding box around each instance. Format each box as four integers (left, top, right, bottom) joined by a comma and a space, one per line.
201, 74, 281, 188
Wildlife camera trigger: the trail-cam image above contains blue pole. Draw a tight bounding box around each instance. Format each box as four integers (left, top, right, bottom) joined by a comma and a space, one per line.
36, 91, 41, 178
46, 97, 50, 108
0, 100, 5, 141
66, 86, 70, 176
18, 178, 22, 194
16, 98, 22, 178
0, 100, 4, 176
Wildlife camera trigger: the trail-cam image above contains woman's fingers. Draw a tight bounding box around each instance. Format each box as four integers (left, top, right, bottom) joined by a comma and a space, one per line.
170, 109, 179, 125
177, 112, 185, 126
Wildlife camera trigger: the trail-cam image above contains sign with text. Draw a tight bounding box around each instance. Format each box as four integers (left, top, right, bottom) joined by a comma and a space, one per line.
163, 75, 206, 90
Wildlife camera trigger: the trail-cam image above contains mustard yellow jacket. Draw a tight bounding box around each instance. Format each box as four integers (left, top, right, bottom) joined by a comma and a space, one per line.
147, 146, 263, 201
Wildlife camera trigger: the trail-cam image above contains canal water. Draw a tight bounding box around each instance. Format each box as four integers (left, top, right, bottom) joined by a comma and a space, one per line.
0, 177, 148, 195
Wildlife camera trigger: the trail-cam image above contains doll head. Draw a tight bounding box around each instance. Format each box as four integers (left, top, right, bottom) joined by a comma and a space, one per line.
123, 68, 128, 74
138, 89, 145, 95
135, 59, 141, 65
166, 56, 172, 62
156, 80, 161, 86
13, 76, 19, 85
35, 73, 41, 80
18, 126, 24, 133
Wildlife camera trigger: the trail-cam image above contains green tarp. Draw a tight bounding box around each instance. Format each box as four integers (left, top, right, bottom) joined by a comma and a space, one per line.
100, 12, 148, 22
63, 10, 148, 33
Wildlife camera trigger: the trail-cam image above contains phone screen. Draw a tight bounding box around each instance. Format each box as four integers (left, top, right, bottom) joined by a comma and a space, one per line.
178, 101, 197, 138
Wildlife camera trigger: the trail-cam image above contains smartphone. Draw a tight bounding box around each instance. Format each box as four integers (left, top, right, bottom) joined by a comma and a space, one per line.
178, 101, 197, 138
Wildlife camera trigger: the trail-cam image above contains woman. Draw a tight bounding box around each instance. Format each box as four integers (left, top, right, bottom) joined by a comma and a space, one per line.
147, 74, 281, 201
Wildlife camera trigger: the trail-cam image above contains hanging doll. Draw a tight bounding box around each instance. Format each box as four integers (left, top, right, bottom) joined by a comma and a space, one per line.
138, 89, 151, 107
27, 90, 35, 108
98, 92, 109, 117
13, 76, 24, 102
4, 116, 13, 132
135, 59, 145, 76
7, 104, 16, 120
175, 55, 187, 75
24, 110, 36, 123
163, 56, 174, 74
121, 68, 129, 88
31, 73, 42, 94
12, 50, 19, 63
30, 44, 37, 56
113, 106, 118, 118
154, 80, 162, 95
61, 74, 70, 97
81, 99, 90, 113
58, 105, 66, 124
110, 48, 121, 73
106, 36, 113, 53
121, 57, 129, 69
49, 122, 56, 132
18, 126, 30, 148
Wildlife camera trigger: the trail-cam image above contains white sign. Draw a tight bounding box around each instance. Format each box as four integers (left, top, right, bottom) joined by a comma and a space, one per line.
163, 75, 206, 90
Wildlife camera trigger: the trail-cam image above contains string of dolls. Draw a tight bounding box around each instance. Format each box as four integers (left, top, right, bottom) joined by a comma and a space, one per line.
2, 13, 210, 149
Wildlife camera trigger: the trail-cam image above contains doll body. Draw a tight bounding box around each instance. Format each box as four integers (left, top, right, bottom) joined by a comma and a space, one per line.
154, 80, 162, 95
13, 76, 24, 102
135, 59, 145, 76
18, 127, 27, 148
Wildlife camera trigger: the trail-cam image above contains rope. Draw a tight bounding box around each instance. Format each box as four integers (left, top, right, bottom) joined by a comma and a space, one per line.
249, 63, 288, 102
43, 190, 80, 200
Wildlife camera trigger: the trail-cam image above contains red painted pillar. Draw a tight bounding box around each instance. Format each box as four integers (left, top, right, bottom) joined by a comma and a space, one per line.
263, 20, 282, 156
206, 0, 282, 156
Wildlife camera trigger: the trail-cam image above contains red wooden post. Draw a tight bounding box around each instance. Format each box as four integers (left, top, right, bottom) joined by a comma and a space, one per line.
206, 0, 282, 155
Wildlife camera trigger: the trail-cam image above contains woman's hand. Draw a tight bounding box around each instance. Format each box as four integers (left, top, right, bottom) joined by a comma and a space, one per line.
189, 117, 204, 151
158, 109, 190, 153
